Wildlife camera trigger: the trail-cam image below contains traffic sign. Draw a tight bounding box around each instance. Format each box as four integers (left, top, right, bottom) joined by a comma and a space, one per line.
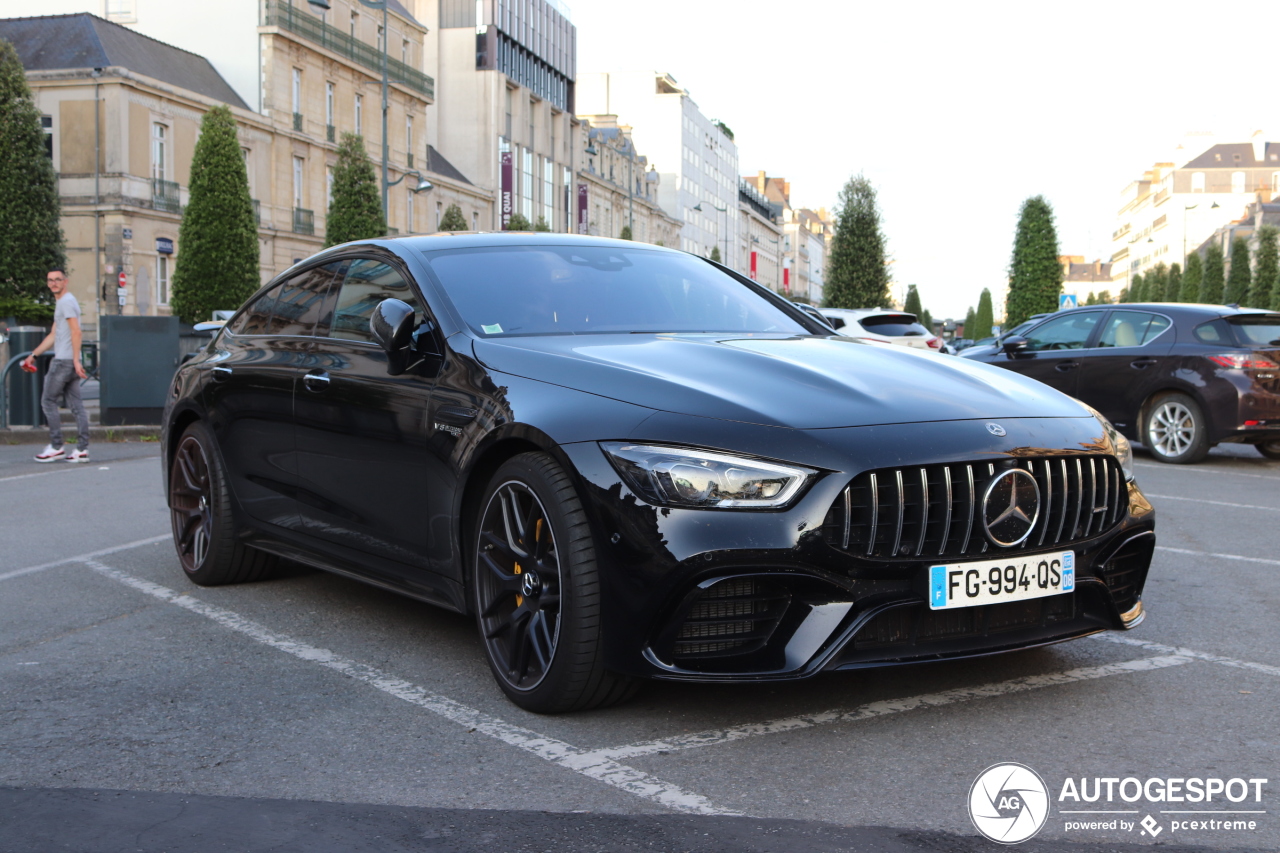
117, 271, 127, 289
1058, 293, 1078, 310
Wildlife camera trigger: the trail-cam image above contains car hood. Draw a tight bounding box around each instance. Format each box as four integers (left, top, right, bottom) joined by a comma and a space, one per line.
471, 334, 1088, 429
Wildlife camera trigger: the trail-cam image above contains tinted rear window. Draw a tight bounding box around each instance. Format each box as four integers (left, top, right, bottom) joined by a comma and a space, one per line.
1226, 316, 1280, 346
421, 245, 808, 337
857, 314, 928, 337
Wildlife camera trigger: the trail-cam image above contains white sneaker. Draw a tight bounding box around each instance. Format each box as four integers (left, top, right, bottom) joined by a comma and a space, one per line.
34, 445, 66, 463
67, 449, 90, 464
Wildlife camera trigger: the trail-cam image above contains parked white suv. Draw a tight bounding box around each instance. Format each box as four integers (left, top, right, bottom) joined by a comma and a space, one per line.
820, 308, 943, 352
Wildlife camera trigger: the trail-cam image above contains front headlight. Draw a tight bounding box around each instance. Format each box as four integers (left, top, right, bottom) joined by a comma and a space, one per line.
600, 442, 815, 509
1083, 404, 1134, 482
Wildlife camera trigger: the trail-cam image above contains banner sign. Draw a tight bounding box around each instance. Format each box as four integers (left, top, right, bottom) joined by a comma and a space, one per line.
577, 183, 589, 234
500, 149, 513, 229
750, 250, 757, 280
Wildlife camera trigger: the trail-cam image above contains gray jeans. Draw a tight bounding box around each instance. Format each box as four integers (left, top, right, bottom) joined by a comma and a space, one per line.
41, 359, 89, 452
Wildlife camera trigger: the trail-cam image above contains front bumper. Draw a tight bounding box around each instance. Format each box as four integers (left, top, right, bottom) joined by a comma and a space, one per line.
562, 418, 1156, 682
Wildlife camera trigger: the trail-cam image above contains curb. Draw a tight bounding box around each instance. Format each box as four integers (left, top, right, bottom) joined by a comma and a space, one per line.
0, 425, 162, 445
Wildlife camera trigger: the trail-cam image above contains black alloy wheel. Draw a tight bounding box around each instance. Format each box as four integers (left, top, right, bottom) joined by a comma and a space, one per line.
472, 453, 636, 713
169, 421, 278, 585
1143, 392, 1210, 464
1257, 440, 1280, 461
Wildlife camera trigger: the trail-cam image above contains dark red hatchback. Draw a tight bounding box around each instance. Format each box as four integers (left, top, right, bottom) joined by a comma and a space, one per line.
960, 303, 1280, 463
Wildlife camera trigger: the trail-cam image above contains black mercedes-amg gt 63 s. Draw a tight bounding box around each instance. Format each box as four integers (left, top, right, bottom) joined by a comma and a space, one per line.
163, 234, 1154, 713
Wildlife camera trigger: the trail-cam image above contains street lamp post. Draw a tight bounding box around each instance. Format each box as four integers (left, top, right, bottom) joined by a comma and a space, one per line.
693, 202, 728, 262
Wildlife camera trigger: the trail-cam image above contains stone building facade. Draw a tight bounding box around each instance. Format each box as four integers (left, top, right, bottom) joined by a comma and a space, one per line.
575, 115, 679, 247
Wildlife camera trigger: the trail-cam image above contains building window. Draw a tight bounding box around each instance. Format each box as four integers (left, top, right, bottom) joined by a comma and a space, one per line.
504, 87, 513, 139
529, 97, 535, 147
292, 68, 302, 115
436, 201, 443, 229
1273, 172, 1280, 192
543, 155, 553, 229
151, 122, 167, 180
405, 115, 413, 166
354, 93, 363, 134
522, 147, 534, 220
293, 156, 305, 207
1191, 172, 1205, 192
156, 255, 169, 305
350, 11, 358, 38
325, 82, 334, 129
406, 189, 414, 232
402, 39, 410, 64
472, 211, 479, 231
327, 166, 334, 206
1231, 171, 1245, 194
41, 115, 52, 158
377, 25, 385, 53
104, 0, 136, 23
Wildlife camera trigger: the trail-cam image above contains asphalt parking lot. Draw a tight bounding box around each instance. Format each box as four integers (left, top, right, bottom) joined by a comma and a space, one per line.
1, 439, 1277, 852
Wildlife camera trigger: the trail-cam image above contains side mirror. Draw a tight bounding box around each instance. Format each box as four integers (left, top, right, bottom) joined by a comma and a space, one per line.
1001, 335, 1029, 355
370, 298, 416, 354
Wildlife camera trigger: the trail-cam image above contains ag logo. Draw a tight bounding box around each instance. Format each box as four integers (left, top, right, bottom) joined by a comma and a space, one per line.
968, 762, 1049, 844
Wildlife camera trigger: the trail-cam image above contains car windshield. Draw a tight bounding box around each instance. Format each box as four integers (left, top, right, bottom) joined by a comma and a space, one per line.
1225, 316, 1280, 346
420, 245, 809, 337
856, 314, 928, 337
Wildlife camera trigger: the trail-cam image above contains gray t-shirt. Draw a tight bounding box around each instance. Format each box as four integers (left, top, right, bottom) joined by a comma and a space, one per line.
53, 292, 81, 360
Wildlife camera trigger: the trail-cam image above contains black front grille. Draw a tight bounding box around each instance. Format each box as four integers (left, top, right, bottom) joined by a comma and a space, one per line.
855, 595, 1076, 650
671, 579, 790, 660
1099, 535, 1153, 613
823, 456, 1127, 561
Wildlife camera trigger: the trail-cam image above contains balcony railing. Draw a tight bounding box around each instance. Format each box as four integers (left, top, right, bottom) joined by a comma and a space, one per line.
152, 178, 180, 213
263, 1, 434, 100
293, 112, 303, 131
293, 207, 314, 235
252, 199, 261, 225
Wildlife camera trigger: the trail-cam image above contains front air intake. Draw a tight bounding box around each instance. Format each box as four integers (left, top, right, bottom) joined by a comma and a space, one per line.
670, 578, 790, 661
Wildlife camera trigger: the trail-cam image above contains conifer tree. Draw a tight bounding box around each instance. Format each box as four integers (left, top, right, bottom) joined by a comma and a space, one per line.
824, 173, 891, 308
1165, 263, 1182, 302
618, 224, 632, 240
919, 308, 933, 331
169, 105, 258, 324
534, 216, 551, 232
709, 246, 721, 263
903, 284, 922, 316
1097, 289, 1112, 304
325, 133, 386, 247
0, 38, 65, 320
1129, 273, 1144, 303
1251, 226, 1278, 309
1201, 243, 1225, 303
971, 288, 994, 339
1005, 196, 1062, 327
506, 212, 532, 231
963, 306, 976, 334
1225, 237, 1251, 304
1083, 292, 1095, 306
1117, 287, 1129, 303
1146, 263, 1168, 303
438, 203, 467, 231
1181, 252, 1202, 302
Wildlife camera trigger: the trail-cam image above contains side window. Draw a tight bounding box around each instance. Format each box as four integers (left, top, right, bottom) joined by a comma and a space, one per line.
1022, 312, 1100, 351
330, 259, 423, 344
1097, 310, 1170, 347
271, 262, 346, 336
1194, 319, 1229, 344
224, 283, 283, 336
823, 315, 847, 330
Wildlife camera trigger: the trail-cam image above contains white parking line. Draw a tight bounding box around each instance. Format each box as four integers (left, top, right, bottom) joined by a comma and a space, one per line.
0, 535, 170, 582
1092, 633, 1280, 679
1145, 494, 1280, 512
80, 558, 737, 817
1155, 545, 1280, 567
589, 654, 1193, 762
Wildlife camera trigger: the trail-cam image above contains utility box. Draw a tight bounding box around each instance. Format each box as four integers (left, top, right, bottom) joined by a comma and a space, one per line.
5, 326, 47, 427
100, 315, 180, 425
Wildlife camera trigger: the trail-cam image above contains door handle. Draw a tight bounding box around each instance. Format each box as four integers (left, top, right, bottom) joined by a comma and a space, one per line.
303, 371, 330, 392
1054, 361, 1080, 372
1130, 358, 1158, 369
211, 366, 232, 382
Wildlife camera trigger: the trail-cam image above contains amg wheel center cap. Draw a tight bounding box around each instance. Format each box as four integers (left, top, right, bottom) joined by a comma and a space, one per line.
521, 570, 541, 598
982, 468, 1041, 547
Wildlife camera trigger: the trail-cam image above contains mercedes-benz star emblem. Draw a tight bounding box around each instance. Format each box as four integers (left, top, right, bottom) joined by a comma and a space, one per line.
986, 423, 1007, 437
521, 570, 540, 598
982, 469, 1041, 547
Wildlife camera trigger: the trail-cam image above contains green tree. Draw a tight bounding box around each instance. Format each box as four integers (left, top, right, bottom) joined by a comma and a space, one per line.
1129, 273, 1144, 303
1225, 237, 1251, 304
1116, 287, 1129, 303
438, 203, 467, 231
1083, 292, 1096, 306
709, 245, 721, 263
325, 133, 385, 247
1097, 289, 1112, 304
506, 212, 532, 231
0, 38, 65, 320
903, 284, 922, 316
1181, 252, 1202, 302
534, 216, 552, 232
824, 173, 891, 308
963, 306, 976, 334
1250, 226, 1278, 309
971, 288, 994, 339
1201, 243, 1225, 303
1165, 263, 1182, 302
618, 224, 632, 240
919, 308, 933, 331
1146, 263, 1168, 302
1005, 196, 1062, 327
169, 105, 258, 324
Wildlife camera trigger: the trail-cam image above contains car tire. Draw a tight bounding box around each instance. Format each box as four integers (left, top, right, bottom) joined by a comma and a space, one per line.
169, 421, 280, 585
472, 452, 637, 714
1256, 440, 1280, 461
1143, 392, 1210, 464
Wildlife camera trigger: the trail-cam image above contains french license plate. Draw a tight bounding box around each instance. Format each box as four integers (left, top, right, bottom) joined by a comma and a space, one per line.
928, 551, 1074, 610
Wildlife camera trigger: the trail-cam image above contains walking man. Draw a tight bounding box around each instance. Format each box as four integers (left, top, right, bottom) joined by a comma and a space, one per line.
23, 268, 90, 463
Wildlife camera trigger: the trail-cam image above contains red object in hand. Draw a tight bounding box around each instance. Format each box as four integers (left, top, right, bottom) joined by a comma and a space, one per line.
20, 360, 37, 373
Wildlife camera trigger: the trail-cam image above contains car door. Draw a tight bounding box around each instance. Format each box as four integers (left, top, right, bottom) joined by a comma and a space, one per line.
1074, 310, 1174, 432
203, 279, 311, 529
997, 311, 1104, 397
293, 255, 444, 585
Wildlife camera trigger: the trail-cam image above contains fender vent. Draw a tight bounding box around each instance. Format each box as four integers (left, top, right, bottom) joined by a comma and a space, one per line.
671, 579, 790, 660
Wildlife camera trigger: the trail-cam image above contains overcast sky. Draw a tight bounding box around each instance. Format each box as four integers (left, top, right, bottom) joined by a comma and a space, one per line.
573, 0, 1277, 319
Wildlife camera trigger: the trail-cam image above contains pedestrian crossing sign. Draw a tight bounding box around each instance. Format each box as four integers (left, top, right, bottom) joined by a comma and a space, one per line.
1059, 294, 1078, 310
